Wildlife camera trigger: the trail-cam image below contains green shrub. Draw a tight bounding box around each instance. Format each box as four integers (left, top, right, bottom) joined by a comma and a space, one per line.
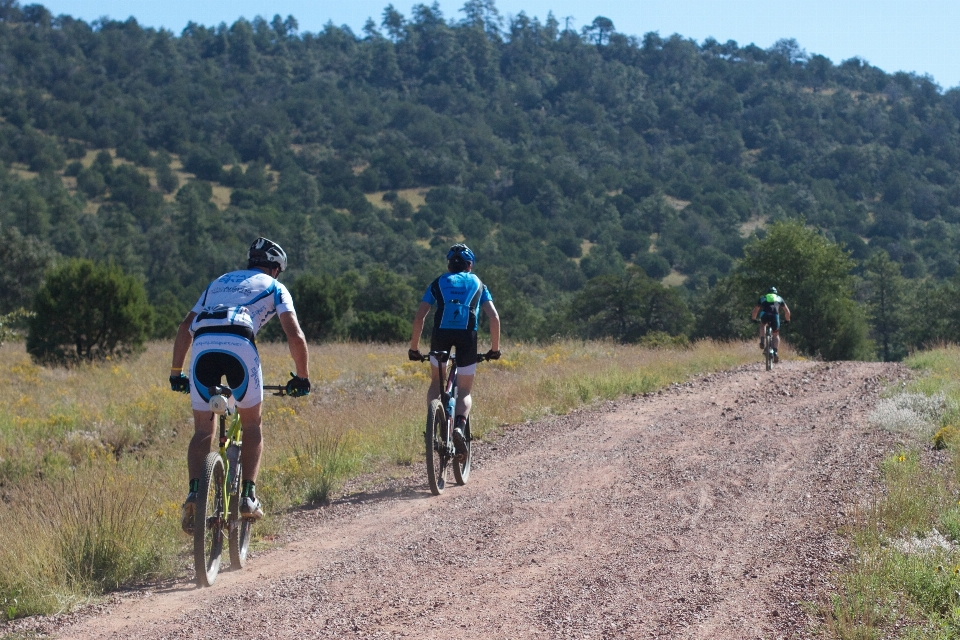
348, 311, 411, 342
569, 265, 693, 342
638, 331, 690, 349
26, 259, 153, 364
290, 274, 354, 341
934, 425, 959, 450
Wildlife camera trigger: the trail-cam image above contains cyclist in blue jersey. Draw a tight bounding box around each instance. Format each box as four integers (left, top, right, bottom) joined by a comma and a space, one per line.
169, 237, 311, 534
750, 286, 791, 363
408, 244, 501, 457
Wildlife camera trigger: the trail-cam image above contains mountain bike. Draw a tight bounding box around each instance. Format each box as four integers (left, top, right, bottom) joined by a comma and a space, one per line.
415, 351, 487, 496
193, 383, 290, 587
762, 323, 775, 371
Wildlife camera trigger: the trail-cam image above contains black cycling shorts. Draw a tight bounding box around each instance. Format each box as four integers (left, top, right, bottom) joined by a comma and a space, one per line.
430, 328, 478, 367
759, 311, 781, 331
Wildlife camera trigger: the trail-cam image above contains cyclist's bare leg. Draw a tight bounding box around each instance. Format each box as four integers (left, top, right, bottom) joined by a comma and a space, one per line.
771, 330, 780, 351
456, 373, 474, 419
427, 364, 441, 407
238, 404, 263, 483
188, 410, 216, 481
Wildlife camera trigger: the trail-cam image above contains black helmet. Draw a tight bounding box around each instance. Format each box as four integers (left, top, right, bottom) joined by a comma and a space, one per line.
768, 286, 778, 294
248, 237, 288, 273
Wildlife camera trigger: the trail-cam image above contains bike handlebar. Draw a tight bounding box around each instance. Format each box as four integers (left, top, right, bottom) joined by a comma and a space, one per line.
263, 384, 291, 397
412, 350, 493, 363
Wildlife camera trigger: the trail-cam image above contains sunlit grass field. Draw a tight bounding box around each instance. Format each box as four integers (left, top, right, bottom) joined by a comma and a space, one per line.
0, 338, 757, 619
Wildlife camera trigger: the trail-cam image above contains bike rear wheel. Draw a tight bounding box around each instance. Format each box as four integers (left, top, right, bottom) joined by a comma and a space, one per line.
453, 416, 471, 485
227, 460, 252, 570
425, 399, 449, 496
228, 498, 253, 569
194, 452, 225, 587
765, 326, 774, 371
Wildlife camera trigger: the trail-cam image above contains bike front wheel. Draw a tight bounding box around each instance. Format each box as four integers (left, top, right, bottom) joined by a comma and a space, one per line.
765, 327, 774, 371
194, 451, 225, 587
425, 399, 449, 496
453, 416, 472, 486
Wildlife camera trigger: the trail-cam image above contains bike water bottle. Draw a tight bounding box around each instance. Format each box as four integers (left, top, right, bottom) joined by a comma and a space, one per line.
225, 444, 241, 495
446, 395, 455, 418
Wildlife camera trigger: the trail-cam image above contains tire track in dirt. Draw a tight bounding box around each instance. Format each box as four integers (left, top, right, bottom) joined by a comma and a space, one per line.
10, 359, 906, 639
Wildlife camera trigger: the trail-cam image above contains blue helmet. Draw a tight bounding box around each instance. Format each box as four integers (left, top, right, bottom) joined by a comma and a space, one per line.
447, 243, 475, 265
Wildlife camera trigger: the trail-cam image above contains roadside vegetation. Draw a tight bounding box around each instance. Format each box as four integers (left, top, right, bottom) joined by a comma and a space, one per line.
826, 345, 960, 638
0, 338, 756, 620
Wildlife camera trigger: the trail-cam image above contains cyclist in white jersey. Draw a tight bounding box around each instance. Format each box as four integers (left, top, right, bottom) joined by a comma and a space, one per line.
170, 237, 310, 533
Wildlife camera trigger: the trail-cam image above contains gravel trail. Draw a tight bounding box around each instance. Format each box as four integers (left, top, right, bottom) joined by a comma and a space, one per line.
18, 359, 907, 639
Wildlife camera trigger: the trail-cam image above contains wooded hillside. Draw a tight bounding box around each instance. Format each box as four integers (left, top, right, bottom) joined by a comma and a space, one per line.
1, 1, 957, 356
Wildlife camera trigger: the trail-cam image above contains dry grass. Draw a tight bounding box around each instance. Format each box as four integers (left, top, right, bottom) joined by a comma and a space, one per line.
661, 270, 688, 287
364, 188, 430, 210
0, 338, 757, 618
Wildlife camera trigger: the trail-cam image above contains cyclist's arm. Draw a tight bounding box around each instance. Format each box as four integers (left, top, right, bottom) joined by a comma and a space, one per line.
409, 301, 431, 351
782, 303, 791, 322
482, 301, 500, 351
279, 311, 309, 379
750, 305, 760, 321
171, 311, 197, 370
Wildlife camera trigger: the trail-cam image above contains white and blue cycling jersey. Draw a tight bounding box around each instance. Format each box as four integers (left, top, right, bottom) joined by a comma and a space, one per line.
190, 269, 295, 339
422, 272, 492, 331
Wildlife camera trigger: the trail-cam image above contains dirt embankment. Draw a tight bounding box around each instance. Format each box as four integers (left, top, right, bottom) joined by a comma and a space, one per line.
9, 359, 907, 639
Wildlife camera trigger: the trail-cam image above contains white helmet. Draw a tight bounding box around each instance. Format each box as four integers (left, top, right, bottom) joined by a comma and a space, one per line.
247, 237, 287, 273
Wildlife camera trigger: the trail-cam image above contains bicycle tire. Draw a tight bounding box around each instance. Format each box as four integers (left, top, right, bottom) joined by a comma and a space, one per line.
228, 460, 252, 570
765, 326, 774, 371
425, 399, 448, 496
194, 451, 225, 587
452, 415, 471, 485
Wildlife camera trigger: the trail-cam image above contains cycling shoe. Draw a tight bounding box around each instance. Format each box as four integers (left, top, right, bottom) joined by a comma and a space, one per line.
181, 492, 197, 535
453, 427, 469, 457
240, 496, 264, 520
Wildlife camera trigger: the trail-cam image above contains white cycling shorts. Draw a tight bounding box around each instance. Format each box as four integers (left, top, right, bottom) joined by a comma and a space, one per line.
428, 356, 477, 376
189, 333, 263, 412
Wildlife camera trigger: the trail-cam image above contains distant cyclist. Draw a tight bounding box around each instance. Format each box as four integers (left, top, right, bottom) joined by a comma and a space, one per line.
170, 237, 311, 534
750, 286, 791, 363
408, 243, 501, 457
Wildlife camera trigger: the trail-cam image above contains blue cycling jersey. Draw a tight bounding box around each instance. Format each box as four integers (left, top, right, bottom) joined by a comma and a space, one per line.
422, 272, 492, 331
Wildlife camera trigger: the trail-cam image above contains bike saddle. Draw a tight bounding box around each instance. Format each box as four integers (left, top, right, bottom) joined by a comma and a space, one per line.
207, 385, 234, 398
430, 351, 450, 363
208, 387, 236, 416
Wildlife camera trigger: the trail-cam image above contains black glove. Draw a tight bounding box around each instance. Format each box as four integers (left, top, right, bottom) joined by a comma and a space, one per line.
286, 373, 311, 397
484, 349, 501, 361
408, 349, 423, 361
170, 373, 190, 393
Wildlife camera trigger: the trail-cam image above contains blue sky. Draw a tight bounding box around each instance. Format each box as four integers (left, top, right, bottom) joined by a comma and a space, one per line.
39, 0, 960, 89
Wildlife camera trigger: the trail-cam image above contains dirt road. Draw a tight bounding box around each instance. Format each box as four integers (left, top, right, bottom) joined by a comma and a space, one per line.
22, 360, 907, 639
